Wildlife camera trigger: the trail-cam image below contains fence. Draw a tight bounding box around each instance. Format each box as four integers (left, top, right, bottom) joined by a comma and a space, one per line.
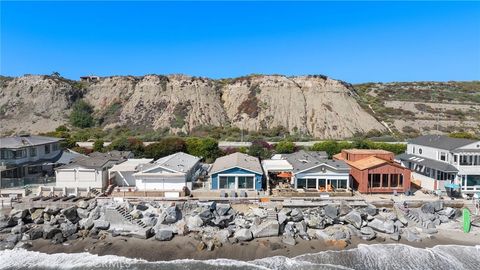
0, 177, 55, 189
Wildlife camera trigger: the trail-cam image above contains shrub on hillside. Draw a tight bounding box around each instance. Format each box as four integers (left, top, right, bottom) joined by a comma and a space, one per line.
69, 100, 94, 128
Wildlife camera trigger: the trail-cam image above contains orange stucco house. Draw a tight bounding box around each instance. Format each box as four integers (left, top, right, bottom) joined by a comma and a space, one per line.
334, 149, 411, 194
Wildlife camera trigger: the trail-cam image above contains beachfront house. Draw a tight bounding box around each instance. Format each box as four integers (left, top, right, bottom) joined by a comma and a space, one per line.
108, 158, 154, 187
133, 152, 201, 192
283, 150, 350, 192
0, 135, 65, 188
396, 135, 480, 194
335, 149, 411, 194
55, 151, 130, 192
210, 152, 263, 191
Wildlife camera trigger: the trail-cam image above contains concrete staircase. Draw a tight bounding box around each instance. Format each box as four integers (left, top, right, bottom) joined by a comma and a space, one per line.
114, 205, 148, 228
266, 208, 278, 221
90, 188, 101, 197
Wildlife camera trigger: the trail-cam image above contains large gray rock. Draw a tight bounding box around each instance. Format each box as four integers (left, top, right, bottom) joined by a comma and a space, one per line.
306, 215, 325, 229
155, 229, 174, 241
339, 201, 353, 216
162, 205, 180, 224
384, 220, 395, 234
30, 208, 44, 220
368, 218, 387, 233
76, 208, 89, 219
93, 220, 110, 230
44, 206, 60, 215
136, 203, 149, 211
216, 204, 232, 216
421, 202, 436, 214
175, 220, 189, 236
214, 229, 231, 244
252, 208, 268, 219
61, 206, 78, 222
60, 222, 78, 237
11, 224, 26, 234
76, 200, 89, 209
294, 221, 307, 235
10, 209, 28, 221
0, 216, 16, 229
344, 211, 363, 229
142, 216, 158, 227
130, 209, 143, 220
360, 226, 375, 235
5, 234, 22, 246
365, 204, 378, 216
251, 220, 279, 238
79, 218, 94, 230
29, 227, 44, 240
198, 209, 214, 223
283, 222, 295, 236
277, 211, 288, 225
324, 205, 338, 219
186, 215, 204, 230
438, 207, 456, 219
43, 225, 62, 239
234, 228, 253, 241
88, 207, 101, 220
290, 209, 304, 222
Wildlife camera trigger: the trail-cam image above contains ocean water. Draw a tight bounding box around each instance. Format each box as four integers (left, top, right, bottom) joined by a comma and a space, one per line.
1, 244, 479, 270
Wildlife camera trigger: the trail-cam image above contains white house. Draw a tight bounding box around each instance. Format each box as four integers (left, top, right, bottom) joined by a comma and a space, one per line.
283, 151, 350, 192
133, 152, 201, 192
396, 135, 480, 194
108, 158, 153, 187
55, 151, 130, 191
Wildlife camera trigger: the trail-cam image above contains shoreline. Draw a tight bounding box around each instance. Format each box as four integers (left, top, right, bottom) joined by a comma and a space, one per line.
26, 228, 480, 262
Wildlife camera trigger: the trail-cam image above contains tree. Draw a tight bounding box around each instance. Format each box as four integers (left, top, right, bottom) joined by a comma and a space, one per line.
275, 140, 295, 154
144, 137, 186, 159
449, 132, 478, 140
69, 100, 94, 128
108, 137, 145, 157
51, 71, 61, 77
93, 139, 104, 152
186, 137, 220, 162
248, 140, 272, 159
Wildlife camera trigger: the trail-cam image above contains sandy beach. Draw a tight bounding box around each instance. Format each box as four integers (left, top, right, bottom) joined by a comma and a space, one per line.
26, 227, 480, 262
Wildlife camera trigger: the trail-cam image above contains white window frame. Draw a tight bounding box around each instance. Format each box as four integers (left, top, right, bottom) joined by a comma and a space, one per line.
217, 173, 256, 190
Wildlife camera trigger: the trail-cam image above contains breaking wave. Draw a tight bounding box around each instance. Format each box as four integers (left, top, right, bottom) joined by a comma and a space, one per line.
1, 244, 479, 270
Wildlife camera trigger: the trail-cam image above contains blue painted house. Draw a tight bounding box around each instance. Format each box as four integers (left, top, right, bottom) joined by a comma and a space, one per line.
210, 152, 263, 191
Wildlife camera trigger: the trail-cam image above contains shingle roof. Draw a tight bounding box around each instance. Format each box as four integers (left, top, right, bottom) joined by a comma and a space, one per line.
283, 150, 349, 173
145, 152, 200, 173
396, 153, 458, 173
0, 135, 62, 149
210, 152, 263, 175
408, 135, 476, 151
57, 156, 112, 170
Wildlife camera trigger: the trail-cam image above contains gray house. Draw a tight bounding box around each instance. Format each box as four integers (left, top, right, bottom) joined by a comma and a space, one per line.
0, 135, 64, 188
396, 135, 480, 194
283, 150, 350, 192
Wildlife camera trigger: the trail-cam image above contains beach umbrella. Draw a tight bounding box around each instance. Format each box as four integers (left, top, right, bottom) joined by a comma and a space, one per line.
277, 172, 292, 178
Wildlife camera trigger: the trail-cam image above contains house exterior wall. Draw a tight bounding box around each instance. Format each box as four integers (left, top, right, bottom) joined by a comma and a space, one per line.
0, 142, 61, 166
135, 174, 188, 191
211, 167, 262, 191
294, 165, 350, 190
55, 167, 106, 189
352, 163, 411, 193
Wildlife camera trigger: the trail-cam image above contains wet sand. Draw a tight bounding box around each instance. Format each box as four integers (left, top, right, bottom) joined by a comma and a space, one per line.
27, 228, 480, 262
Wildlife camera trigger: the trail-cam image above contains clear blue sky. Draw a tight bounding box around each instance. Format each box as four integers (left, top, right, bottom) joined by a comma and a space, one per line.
1, 1, 479, 83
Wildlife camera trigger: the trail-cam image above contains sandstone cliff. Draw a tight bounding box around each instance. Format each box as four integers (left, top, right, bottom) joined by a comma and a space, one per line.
0, 74, 386, 139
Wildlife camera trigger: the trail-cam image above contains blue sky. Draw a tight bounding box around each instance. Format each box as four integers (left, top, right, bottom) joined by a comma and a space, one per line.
1, 1, 479, 83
